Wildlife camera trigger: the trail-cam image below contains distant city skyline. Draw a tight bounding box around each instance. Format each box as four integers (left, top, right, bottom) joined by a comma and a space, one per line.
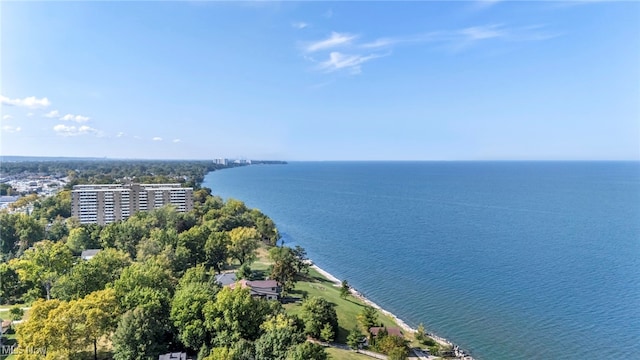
1, 1, 638, 161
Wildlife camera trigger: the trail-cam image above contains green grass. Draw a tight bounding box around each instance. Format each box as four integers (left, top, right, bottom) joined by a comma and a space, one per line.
248, 246, 414, 345
325, 347, 372, 360
284, 267, 400, 343
0, 304, 25, 310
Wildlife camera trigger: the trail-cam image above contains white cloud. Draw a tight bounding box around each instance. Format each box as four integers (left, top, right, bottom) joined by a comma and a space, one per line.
60, 113, 90, 123
302, 24, 556, 75
448, 24, 558, 49
292, 22, 308, 29
116, 132, 125, 138
360, 34, 438, 49
44, 110, 60, 118
460, 24, 506, 40
152, 137, 163, 141
53, 124, 99, 137
324, 9, 333, 18
27, 113, 34, 117
318, 52, 389, 74
2, 115, 13, 120
2, 125, 21, 133
1, 95, 51, 108
172, 139, 181, 143
306, 32, 357, 52
360, 38, 397, 49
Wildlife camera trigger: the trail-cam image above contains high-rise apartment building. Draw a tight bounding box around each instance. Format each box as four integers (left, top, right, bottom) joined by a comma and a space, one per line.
71, 183, 194, 224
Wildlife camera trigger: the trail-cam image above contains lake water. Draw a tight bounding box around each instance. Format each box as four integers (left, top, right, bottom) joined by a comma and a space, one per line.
203, 161, 640, 360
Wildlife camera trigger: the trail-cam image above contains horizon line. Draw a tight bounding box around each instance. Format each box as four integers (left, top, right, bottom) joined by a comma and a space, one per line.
1, 155, 639, 163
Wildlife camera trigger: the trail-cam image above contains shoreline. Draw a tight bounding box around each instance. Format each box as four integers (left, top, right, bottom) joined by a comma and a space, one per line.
309, 262, 475, 360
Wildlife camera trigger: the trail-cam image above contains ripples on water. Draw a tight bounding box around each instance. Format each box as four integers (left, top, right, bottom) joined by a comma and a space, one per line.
203, 162, 640, 360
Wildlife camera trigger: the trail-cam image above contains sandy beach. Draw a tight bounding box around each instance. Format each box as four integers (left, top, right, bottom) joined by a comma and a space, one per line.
310, 262, 475, 360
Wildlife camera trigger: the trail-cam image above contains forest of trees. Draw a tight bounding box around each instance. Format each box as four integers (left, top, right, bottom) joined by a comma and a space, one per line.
1, 186, 329, 359
0, 161, 412, 360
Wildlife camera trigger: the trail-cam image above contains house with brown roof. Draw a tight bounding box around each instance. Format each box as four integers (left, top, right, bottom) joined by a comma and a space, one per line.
229, 279, 281, 300
366, 326, 404, 346
369, 326, 403, 338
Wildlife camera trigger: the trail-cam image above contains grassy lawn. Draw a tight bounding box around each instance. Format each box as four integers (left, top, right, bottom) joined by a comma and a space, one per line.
242, 245, 423, 349
326, 347, 372, 360
0, 304, 26, 319
284, 267, 400, 343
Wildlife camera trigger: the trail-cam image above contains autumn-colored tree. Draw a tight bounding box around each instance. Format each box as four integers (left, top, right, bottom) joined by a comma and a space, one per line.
15, 289, 118, 360
227, 227, 260, 265
12, 240, 74, 300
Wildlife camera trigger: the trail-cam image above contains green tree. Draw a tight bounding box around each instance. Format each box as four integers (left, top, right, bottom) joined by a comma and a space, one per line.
231, 339, 256, 360
0, 262, 29, 303
12, 240, 74, 300
176, 224, 210, 268
227, 227, 260, 265
300, 296, 338, 339
357, 306, 379, 334
113, 259, 175, 311
66, 227, 93, 254
340, 280, 350, 299
9, 305, 24, 320
100, 216, 152, 258
205, 230, 230, 273
0, 212, 20, 260
204, 347, 235, 360
320, 322, 335, 343
204, 285, 272, 344
268, 246, 298, 295
292, 245, 309, 274
12, 213, 46, 256
254, 326, 304, 360
347, 327, 364, 350
112, 306, 171, 360
46, 216, 69, 241
237, 263, 253, 280
285, 342, 327, 360
249, 209, 280, 246
30, 190, 71, 221
170, 265, 219, 352
222, 199, 248, 217
373, 334, 409, 360
52, 248, 131, 301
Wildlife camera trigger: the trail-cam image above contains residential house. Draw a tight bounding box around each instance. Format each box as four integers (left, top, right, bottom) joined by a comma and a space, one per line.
229, 279, 281, 300
81, 249, 101, 261
214, 272, 237, 287
366, 326, 404, 346
158, 352, 188, 360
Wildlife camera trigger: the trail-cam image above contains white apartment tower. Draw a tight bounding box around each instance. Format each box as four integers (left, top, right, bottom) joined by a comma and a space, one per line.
71, 183, 194, 225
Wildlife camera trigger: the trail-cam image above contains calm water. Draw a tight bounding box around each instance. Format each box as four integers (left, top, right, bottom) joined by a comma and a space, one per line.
203, 162, 640, 360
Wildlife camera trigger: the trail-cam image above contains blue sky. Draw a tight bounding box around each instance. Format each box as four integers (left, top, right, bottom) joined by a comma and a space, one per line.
1, 1, 638, 161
